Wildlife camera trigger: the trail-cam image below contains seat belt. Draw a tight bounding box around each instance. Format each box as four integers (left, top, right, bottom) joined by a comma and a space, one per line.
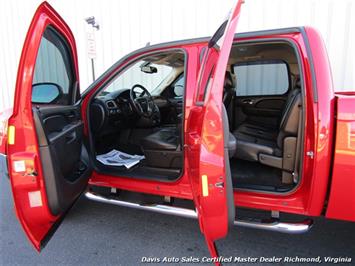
229, 90, 236, 131
292, 105, 302, 183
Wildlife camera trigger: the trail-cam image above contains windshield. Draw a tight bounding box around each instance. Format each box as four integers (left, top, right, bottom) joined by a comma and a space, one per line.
103, 60, 172, 95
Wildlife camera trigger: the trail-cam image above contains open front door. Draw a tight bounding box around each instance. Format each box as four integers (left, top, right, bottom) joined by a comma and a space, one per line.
7, 2, 91, 251
186, 0, 243, 261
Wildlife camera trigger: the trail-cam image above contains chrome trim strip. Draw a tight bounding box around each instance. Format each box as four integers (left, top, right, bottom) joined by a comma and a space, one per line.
85, 191, 198, 219
234, 218, 313, 234
85, 191, 313, 234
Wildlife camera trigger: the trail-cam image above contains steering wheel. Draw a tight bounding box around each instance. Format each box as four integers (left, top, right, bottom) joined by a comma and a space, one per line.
130, 84, 155, 118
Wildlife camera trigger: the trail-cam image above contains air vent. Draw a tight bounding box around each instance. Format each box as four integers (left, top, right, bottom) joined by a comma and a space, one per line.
106, 100, 117, 109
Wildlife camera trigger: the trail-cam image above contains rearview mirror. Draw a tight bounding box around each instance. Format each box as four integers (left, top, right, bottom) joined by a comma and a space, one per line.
140, 64, 158, 74
32, 83, 62, 104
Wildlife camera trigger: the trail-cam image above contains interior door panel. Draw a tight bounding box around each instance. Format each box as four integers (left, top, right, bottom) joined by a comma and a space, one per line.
234, 96, 287, 129
33, 105, 91, 216
6, 2, 91, 250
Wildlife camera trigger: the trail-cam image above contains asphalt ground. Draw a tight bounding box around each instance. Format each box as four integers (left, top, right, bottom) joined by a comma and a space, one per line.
1, 175, 354, 266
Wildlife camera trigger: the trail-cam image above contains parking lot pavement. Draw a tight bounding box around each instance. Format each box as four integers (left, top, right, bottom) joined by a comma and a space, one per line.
1, 175, 354, 266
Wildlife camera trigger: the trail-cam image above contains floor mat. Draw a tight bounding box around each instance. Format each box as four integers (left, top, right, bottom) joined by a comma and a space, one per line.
230, 159, 284, 188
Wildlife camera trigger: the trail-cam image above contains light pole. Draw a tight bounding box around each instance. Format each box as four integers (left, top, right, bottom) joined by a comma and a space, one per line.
85, 16, 100, 82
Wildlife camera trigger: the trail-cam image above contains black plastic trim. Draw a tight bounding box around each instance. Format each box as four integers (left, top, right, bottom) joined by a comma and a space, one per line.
299, 27, 318, 102
39, 191, 83, 250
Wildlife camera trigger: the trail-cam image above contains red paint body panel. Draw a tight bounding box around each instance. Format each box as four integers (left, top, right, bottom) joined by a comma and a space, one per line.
303, 27, 335, 215
189, 0, 243, 245
3, 0, 355, 256
326, 95, 355, 222
87, 28, 336, 218
6, 2, 80, 250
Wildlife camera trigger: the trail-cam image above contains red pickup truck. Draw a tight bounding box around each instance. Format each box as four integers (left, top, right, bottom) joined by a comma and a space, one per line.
0, 1, 354, 263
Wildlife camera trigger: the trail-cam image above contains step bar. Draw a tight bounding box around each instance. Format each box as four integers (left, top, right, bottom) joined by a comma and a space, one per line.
85, 191, 313, 234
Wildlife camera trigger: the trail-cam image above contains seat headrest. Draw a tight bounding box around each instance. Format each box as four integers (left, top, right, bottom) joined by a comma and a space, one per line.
295, 76, 301, 89
224, 72, 235, 89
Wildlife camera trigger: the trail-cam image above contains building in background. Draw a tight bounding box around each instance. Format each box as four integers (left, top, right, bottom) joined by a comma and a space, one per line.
0, 0, 354, 111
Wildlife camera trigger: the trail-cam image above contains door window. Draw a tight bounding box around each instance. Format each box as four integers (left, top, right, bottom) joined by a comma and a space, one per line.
233, 61, 289, 96
32, 27, 75, 104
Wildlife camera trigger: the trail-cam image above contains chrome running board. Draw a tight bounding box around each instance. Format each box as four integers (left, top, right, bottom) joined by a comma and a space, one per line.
233, 218, 313, 234
85, 191, 197, 219
85, 191, 313, 234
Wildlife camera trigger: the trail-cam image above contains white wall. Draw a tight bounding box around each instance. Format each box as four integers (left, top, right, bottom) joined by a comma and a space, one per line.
0, 0, 354, 111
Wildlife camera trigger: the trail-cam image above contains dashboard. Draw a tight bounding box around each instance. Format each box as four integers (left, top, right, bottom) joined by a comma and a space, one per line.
90, 88, 161, 135
103, 90, 134, 116
90, 89, 137, 134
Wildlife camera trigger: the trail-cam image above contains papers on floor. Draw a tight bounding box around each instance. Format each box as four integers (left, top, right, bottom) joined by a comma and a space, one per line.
96, 149, 145, 169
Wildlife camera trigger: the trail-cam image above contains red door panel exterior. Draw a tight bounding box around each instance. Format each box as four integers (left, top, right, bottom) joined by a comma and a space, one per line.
326, 95, 355, 222
187, 0, 243, 261
6, 2, 80, 250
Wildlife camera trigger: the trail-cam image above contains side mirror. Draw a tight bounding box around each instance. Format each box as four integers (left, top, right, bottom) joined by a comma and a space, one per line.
32, 83, 62, 104
174, 85, 184, 97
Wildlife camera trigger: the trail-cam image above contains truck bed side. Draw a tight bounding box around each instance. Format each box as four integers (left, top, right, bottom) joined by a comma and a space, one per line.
326, 93, 355, 222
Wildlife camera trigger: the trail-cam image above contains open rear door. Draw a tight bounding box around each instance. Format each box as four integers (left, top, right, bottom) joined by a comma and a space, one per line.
6, 2, 91, 251
186, 0, 243, 262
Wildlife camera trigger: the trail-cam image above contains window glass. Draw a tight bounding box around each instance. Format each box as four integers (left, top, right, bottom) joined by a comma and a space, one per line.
233, 61, 289, 96
104, 60, 172, 96
33, 27, 74, 104
174, 74, 184, 88
195, 48, 217, 103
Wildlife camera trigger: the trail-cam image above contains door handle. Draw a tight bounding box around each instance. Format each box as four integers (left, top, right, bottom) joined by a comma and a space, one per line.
67, 111, 78, 121
66, 132, 76, 143
242, 99, 254, 105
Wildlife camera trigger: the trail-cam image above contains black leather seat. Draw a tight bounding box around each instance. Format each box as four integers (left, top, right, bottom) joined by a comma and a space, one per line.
141, 107, 236, 169
234, 89, 301, 163
223, 72, 236, 110
141, 72, 237, 167
141, 128, 179, 151
142, 125, 236, 158
233, 78, 301, 141
141, 127, 181, 168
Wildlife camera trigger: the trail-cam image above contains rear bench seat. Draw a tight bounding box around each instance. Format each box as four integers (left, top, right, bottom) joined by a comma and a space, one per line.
232, 86, 302, 183
233, 88, 301, 142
